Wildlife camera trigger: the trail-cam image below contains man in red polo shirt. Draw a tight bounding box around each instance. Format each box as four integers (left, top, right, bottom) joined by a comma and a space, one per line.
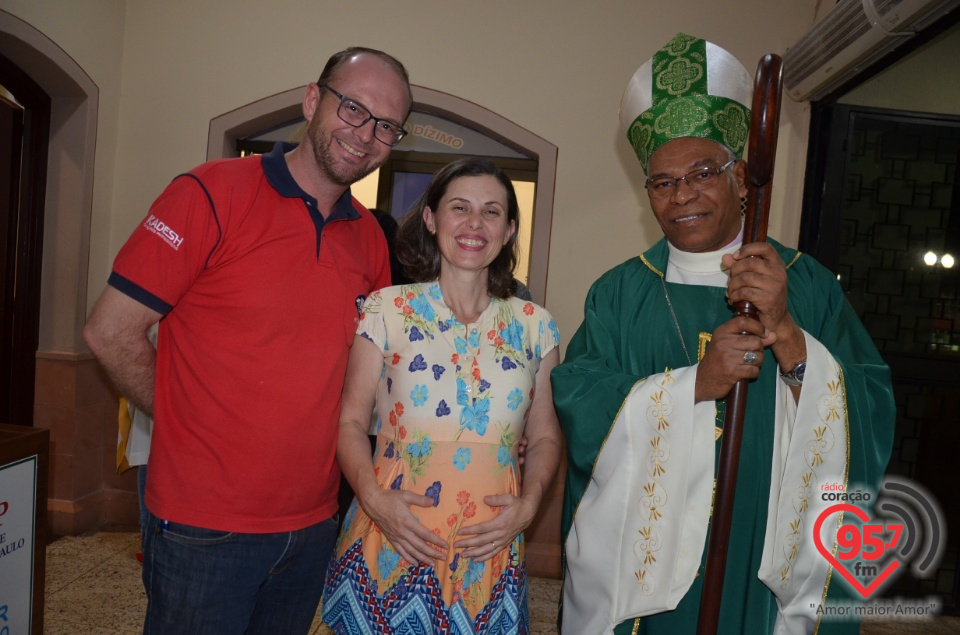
83, 47, 411, 634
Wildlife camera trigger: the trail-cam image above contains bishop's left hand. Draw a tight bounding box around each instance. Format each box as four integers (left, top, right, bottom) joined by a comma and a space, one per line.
722, 242, 807, 372
722, 242, 795, 340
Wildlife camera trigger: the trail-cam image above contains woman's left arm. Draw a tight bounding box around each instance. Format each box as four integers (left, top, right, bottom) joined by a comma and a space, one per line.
455, 348, 563, 561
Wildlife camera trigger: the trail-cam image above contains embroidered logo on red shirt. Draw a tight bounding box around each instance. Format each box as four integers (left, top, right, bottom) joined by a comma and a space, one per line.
143, 214, 184, 250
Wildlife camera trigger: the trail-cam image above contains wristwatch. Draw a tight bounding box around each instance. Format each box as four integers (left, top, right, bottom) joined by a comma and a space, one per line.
780, 360, 806, 387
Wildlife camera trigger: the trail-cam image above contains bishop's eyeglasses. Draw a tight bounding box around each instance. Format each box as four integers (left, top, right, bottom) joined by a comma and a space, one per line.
645, 159, 738, 198
320, 84, 408, 147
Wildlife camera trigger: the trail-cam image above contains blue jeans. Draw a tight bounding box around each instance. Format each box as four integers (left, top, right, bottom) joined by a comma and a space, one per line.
142, 510, 338, 634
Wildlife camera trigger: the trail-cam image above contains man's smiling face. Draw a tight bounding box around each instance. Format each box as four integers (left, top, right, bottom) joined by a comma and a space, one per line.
646, 137, 747, 253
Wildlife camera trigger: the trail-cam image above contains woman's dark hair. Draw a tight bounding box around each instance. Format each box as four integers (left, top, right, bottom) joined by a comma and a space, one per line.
396, 158, 520, 299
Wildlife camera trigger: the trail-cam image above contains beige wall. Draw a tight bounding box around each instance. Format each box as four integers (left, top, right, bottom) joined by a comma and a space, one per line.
2, 0, 819, 352
1, 0, 125, 352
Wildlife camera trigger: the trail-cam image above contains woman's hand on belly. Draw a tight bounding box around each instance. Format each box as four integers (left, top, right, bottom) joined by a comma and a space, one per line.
454, 493, 537, 562
361, 487, 450, 565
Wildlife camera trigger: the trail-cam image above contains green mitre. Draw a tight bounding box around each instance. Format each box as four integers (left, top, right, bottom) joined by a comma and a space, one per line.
620, 33, 753, 173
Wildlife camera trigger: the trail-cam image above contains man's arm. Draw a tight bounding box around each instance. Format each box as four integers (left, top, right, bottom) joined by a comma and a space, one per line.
83, 285, 163, 416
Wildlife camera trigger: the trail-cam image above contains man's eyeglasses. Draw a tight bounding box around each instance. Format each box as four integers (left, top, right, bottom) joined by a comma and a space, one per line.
319, 84, 407, 147
645, 159, 738, 198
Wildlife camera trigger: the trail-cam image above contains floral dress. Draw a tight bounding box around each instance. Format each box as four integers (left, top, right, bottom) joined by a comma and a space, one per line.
322, 282, 560, 635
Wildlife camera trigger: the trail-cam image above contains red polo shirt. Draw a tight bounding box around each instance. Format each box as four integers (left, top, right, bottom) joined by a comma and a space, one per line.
110, 143, 390, 532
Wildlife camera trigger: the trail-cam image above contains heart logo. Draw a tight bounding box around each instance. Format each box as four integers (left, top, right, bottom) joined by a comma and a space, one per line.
813, 503, 901, 598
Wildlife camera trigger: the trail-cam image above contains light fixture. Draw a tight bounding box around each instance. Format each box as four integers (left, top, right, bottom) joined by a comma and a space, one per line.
924, 251, 938, 266
942, 254, 955, 269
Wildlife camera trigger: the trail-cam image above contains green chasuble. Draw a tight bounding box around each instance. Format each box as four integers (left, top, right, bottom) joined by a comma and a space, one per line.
552, 238, 894, 635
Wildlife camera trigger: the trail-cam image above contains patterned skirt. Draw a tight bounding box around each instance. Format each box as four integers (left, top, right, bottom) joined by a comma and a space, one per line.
322, 539, 529, 635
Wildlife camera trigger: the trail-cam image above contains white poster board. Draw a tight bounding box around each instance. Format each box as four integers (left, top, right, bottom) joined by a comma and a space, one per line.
0, 455, 38, 634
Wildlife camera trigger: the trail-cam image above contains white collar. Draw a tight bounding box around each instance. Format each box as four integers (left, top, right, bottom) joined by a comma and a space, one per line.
666, 225, 744, 274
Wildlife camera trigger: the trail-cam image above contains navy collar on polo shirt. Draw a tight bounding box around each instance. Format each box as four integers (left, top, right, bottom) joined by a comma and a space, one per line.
262, 141, 360, 256
262, 141, 360, 221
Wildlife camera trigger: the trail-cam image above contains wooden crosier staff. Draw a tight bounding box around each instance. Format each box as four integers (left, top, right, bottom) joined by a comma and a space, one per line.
695, 53, 784, 635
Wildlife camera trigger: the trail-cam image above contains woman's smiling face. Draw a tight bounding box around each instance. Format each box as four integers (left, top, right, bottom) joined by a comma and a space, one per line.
424, 175, 516, 276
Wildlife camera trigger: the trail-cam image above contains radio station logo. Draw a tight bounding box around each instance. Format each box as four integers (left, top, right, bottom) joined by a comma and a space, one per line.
814, 475, 945, 602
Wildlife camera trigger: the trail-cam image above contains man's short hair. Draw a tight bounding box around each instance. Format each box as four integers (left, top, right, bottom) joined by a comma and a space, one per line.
317, 47, 413, 118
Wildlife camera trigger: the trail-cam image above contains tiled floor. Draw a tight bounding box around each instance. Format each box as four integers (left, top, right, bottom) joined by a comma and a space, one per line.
45, 532, 145, 634
44, 531, 960, 634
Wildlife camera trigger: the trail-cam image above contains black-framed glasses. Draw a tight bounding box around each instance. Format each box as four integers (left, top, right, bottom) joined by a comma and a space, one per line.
645, 159, 738, 198
319, 84, 407, 147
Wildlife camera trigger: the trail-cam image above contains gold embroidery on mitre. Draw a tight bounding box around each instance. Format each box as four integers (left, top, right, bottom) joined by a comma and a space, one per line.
657, 57, 704, 96
714, 103, 749, 151
655, 97, 709, 138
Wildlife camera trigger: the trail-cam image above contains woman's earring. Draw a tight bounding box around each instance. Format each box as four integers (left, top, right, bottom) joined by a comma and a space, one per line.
740, 197, 747, 217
